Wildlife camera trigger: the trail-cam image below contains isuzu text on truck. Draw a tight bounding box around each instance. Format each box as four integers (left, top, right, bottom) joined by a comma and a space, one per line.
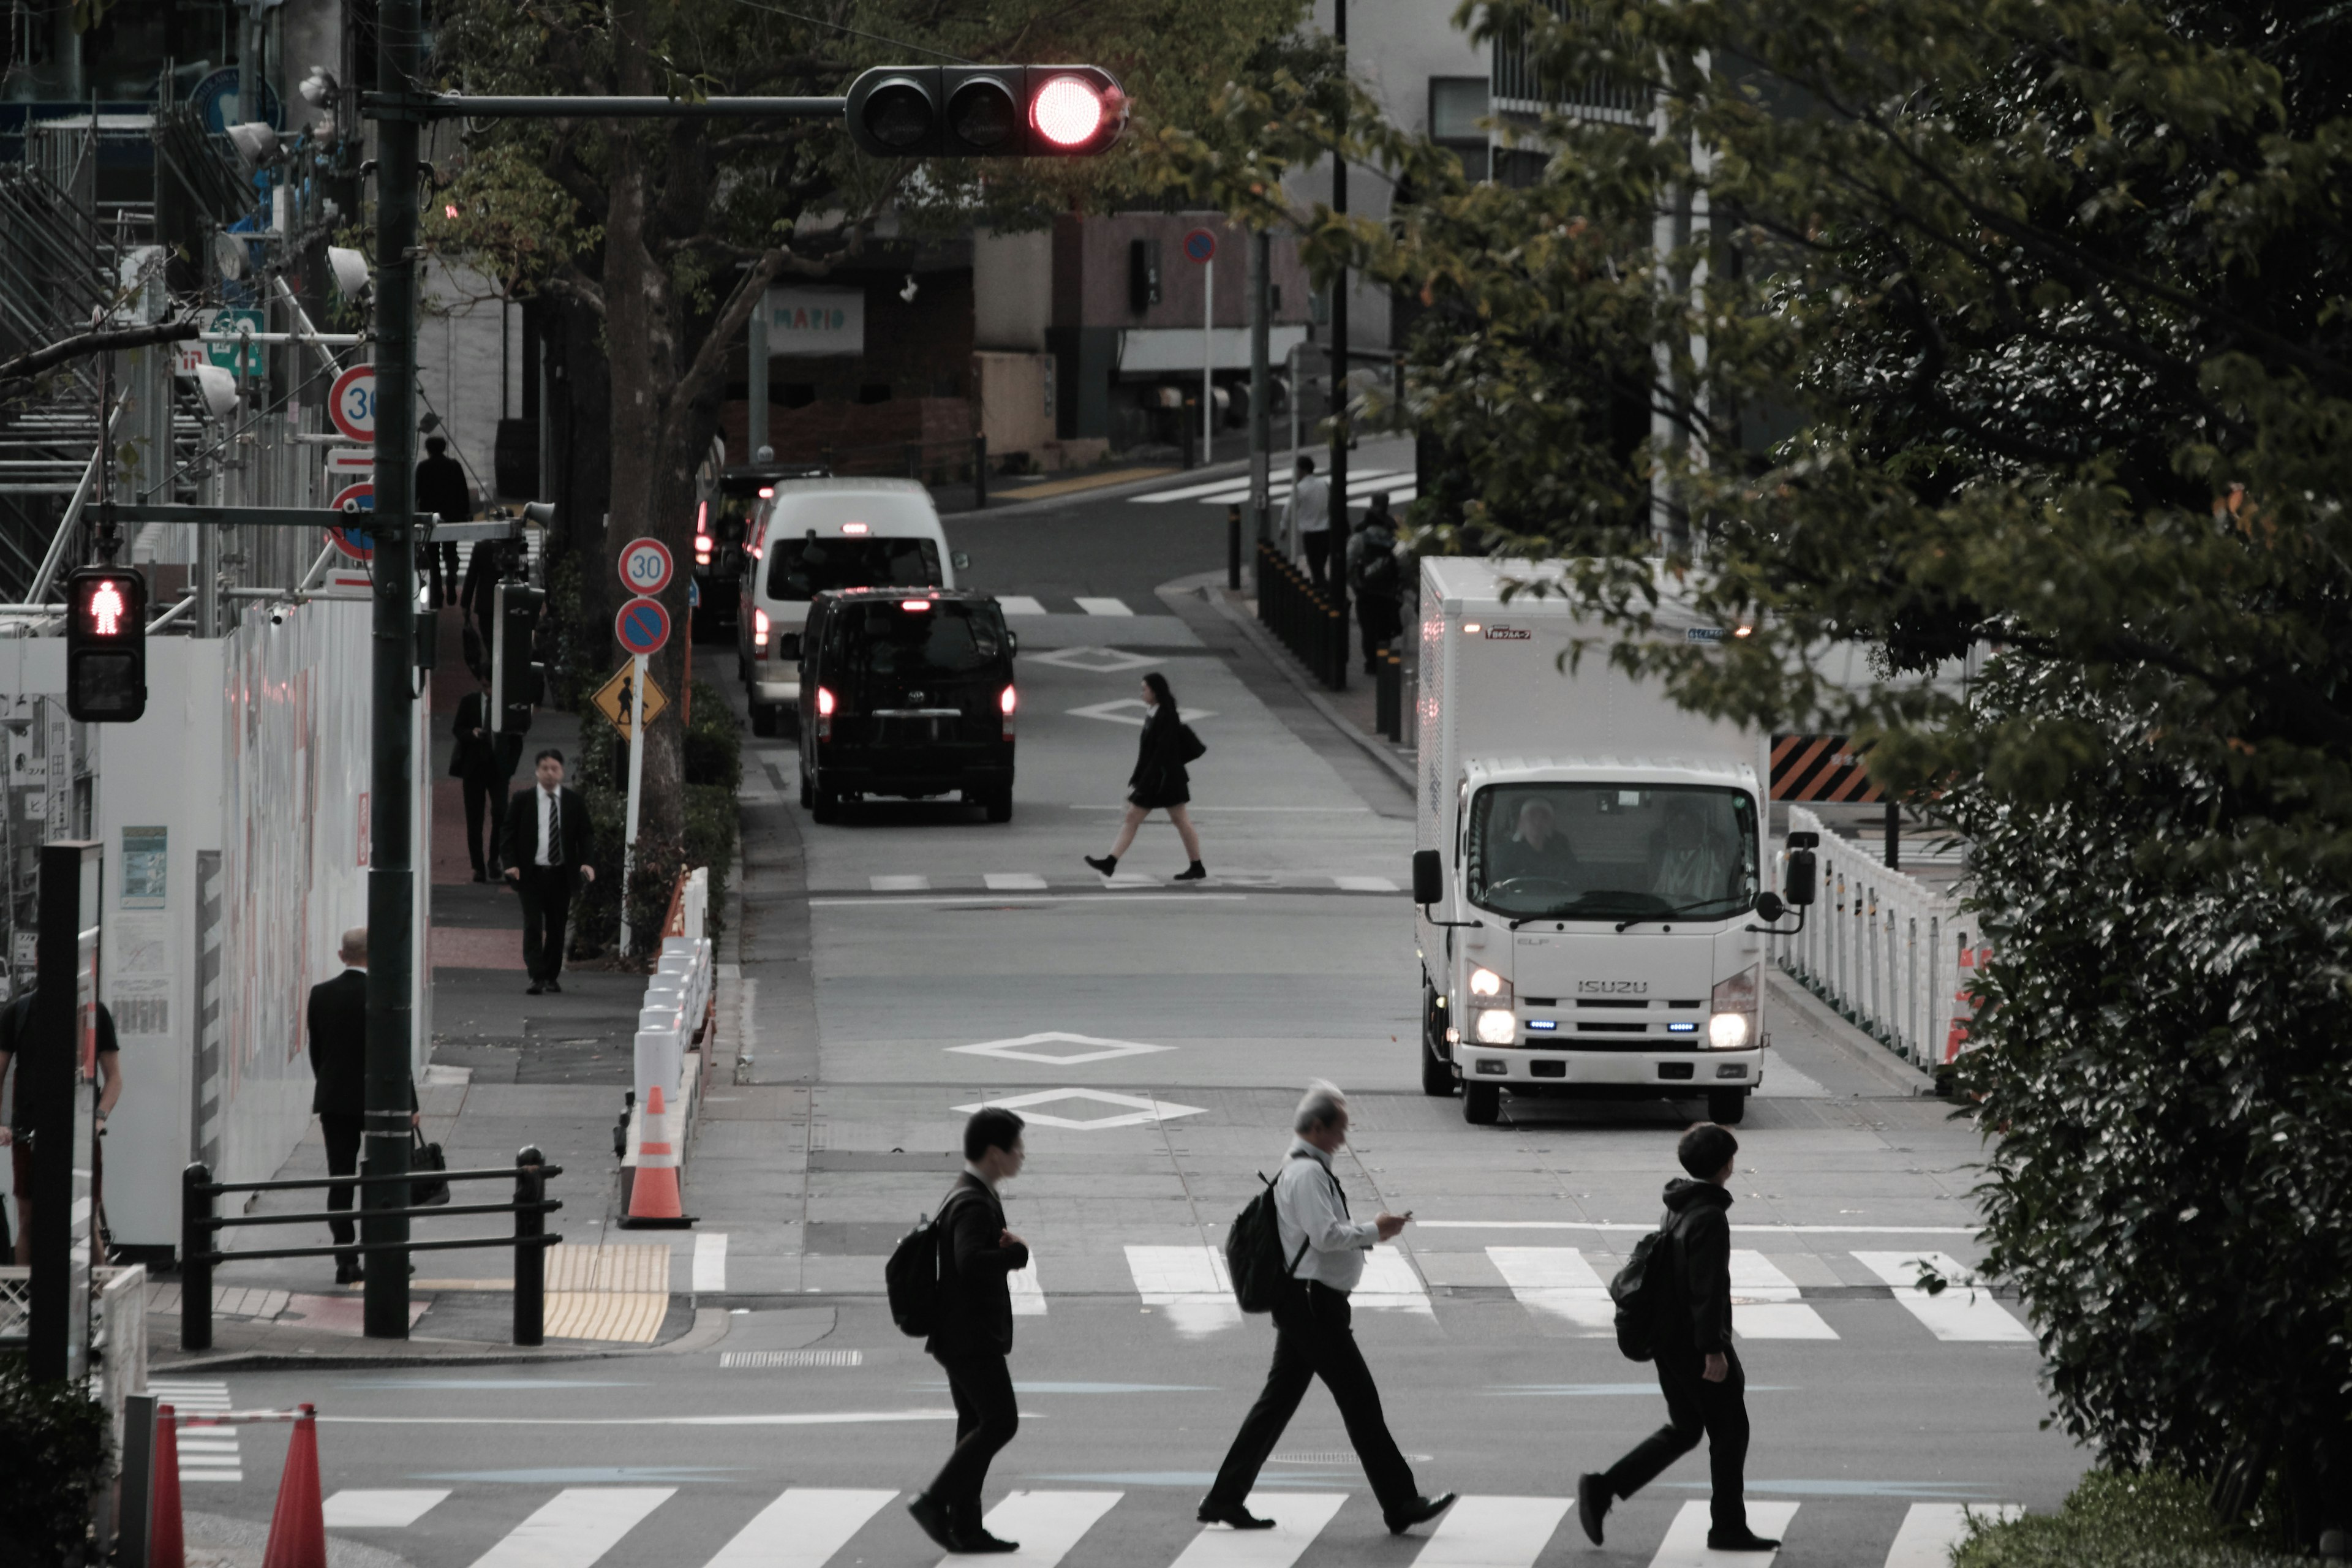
1409, 559, 1817, 1126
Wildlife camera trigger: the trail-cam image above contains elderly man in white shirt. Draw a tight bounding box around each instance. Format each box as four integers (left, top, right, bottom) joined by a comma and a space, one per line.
1284, 454, 1335, 591
1198, 1081, 1458, 1536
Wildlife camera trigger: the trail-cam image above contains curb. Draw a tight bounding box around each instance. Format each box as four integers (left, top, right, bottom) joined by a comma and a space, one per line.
147, 1305, 734, 1374
968, 454, 1261, 521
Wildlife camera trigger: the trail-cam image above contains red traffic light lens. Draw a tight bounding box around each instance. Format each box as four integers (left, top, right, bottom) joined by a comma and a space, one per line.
78, 576, 133, 637
1030, 75, 1106, 147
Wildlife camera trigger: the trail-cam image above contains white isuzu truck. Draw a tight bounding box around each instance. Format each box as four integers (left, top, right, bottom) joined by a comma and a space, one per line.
1409, 558, 1817, 1126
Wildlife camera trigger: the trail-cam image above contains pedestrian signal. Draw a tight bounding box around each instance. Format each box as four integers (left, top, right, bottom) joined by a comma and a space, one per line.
66, 565, 146, 722
491, 581, 547, 734
845, 66, 1127, 158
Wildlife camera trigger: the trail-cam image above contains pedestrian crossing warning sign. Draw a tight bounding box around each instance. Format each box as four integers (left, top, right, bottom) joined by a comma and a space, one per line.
1770, 734, 1883, 802
592, 662, 669, 742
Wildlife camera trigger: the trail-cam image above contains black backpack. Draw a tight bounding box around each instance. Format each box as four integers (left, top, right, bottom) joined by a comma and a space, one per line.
884, 1191, 974, 1338
1225, 1153, 1319, 1313
1608, 1219, 1681, 1362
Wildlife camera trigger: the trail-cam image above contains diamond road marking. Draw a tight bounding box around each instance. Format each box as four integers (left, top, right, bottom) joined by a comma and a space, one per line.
1066, 698, 1218, 727
951, 1087, 1205, 1131
948, 1031, 1175, 1066
1028, 645, 1163, 673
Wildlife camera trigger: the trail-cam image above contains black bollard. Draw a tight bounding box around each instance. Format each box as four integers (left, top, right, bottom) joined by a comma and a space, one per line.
181, 1163, 213, 1352
514, 1145, 546, 1347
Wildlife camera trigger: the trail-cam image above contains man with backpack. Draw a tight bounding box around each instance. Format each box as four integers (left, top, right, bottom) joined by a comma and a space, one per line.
1347, 494, 1405, 674
1578, 1122, 1779, 1552
907, 1107, 1031, 1555
1199, 1081, 1457, 1536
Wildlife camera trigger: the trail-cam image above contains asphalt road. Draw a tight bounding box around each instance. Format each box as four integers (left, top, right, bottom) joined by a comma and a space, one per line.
208, 454, 2087, 1567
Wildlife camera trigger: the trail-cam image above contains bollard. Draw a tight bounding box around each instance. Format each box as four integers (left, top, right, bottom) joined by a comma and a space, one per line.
1226, 503, 1242, 591
973, 434, 988, 510
119, 1392, 158, 1568
514, 1145, 546, 1347
181, 1163, 213, 1352
1327, 608, 1348, 690
1376, 649, 1400, 739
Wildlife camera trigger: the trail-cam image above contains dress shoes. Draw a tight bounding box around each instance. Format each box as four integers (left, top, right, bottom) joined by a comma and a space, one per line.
1385, 1493, 1458, 1535
952, 1530, 1019, 1554
1196, 1501, 1275, 1530
526, 981, 545, 995
907, 1494, 956, 1551
546, 978, 563, 993
334, 1264, 364, 1286
1576, 1473, 1611, 1544
1706, 1530, 1782, 1551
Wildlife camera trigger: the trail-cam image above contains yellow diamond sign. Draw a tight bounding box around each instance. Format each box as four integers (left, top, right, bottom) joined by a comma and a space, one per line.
591, 662, 669, 742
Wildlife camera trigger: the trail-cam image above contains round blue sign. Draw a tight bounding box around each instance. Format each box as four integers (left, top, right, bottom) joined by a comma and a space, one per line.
614, 595, 671, 656
1183, 227, 1218, 263
186, 67, 284, 135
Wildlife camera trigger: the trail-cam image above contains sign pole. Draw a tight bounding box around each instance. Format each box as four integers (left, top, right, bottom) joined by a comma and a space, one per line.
1203, 247, 1214, 466
621, 654, 647, 957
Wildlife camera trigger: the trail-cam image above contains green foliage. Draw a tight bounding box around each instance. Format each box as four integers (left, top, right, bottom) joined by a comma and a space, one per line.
683, 680, 741, 792
0, 1354, 113, 1568
570, 714, 738, 957
1953, 1471, 2301, 1568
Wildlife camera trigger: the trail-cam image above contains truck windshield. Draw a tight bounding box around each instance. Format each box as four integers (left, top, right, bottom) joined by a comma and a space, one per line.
768, 536, 943, 601
1464, 783, 1758, 922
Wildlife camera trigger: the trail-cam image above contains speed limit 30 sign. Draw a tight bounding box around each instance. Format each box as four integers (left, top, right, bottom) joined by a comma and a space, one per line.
329, 364, 376, 443
619, 537, 674, 597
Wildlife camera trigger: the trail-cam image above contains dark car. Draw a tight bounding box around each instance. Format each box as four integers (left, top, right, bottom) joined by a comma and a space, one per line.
693, 460, 827, 643
796, 589, 1018, 824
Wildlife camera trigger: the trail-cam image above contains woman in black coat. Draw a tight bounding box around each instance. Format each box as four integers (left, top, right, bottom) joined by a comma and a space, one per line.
1085, 671, 1207, 881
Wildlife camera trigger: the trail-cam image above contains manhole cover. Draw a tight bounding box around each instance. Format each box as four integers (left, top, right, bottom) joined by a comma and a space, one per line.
719, 1349, 864, 1368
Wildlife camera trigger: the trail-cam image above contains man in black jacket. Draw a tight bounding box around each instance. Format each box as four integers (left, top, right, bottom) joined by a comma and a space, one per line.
450, 665, 521, 881
307, 928, 418, 1284
414, 434, 471, 606
1578, 1122, 1777, 1552
500, 749, 595, 993
908, 1107, 1030, 1555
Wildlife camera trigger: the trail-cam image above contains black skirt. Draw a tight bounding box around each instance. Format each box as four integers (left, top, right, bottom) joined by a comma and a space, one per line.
1128, 709, 1191, 808
1129, 769, 1190, 810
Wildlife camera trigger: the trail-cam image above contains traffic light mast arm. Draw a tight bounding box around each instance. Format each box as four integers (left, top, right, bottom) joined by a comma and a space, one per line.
362, 93, 847, 120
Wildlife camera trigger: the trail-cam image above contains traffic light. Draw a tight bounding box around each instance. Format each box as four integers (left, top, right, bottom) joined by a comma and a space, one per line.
490, 581, 546, 734
66, 565, 146, 722
845, 66, 1127, 157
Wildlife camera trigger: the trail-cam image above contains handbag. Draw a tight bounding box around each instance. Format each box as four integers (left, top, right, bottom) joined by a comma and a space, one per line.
1176, 723, 1207, 763
410, 1127, 451, 1208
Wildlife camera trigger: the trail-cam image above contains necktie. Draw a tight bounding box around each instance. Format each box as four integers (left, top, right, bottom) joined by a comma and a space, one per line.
545, 790, 561, 865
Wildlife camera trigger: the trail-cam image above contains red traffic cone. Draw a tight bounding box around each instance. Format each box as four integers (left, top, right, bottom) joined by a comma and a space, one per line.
619, 1085, 693, 1228
260, 1404, 326, 1568
151, 1403, 185, 1568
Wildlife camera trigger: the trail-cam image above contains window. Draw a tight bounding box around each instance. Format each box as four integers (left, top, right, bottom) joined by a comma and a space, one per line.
1429, 77, 1492, 182
1464, 783, 1758, 921
767, 537, 943, 601
832, 601, 1006, 679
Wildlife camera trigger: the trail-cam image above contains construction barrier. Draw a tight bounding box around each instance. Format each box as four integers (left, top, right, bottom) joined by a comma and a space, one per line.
620, 1085, 693, 1228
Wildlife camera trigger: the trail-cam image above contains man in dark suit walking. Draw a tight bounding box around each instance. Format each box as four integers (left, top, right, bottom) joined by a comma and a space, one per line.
501, 748, 595, 993
451, 665, 522, 881
908, 1107, 1030, 1555
307, 927, 418, 1286
414, 434, 472, 606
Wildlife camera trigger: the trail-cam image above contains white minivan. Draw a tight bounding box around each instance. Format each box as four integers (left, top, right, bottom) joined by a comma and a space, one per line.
737, 477, 965, 736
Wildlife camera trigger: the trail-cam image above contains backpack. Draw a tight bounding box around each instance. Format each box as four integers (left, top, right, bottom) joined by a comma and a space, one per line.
1353, 537, 1401, 598
1224, 1153, 1317, 1313
1608, 1219, 1680, 1362
1176, 723, 1207, 764
884, 1191, 976, 1338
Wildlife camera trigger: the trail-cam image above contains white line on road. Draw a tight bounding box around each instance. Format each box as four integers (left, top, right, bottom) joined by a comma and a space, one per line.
1487, 1248, 1616, 1335
1169, 1493, 1346, 1568
1075, 597, 1134, 616
810, 895, 1248, 907
705, 1488, 900, 1568
1852, 1253, 2036, 1342
949, 1491, 1121, 1568
323, 1490, 451, 1528
1883, 1502, 2019, 1568
1422, 1221, 1978, 1234
317, 1409, 961, 1427
1411, 1494, 1570, 1568
693, 1232, 728, 1294
1332, 875, 1399, 892
870, 875, 932, 891
998, 597, 1049, 616
466, 1487, 673, 1568
985, 873, 1049, 890
1647, 1499, 1800, 1566
1731, 1252, 1839, 1340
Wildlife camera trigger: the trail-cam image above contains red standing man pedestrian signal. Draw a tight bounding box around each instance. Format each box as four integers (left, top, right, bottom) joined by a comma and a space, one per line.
86, 578, 126, 635
66, 565, 148, 721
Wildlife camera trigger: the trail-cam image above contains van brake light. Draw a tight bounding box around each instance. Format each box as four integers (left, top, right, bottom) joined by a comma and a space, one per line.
753, 608, 771, 654
900, 598, 932, 611
841, 521, 870, 534
1001, 685, 1017, 740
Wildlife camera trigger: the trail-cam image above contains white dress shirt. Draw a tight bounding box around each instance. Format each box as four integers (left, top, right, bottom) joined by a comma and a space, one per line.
533, 786, 562, 867
1273, 1136, 1378, 1292
1287, 474, 1332, 539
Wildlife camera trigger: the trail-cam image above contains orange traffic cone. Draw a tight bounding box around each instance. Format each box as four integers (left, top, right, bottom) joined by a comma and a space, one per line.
619, 1085, 693, 1228
151, 1403, 185, 1568
260, 1404, 326, 1568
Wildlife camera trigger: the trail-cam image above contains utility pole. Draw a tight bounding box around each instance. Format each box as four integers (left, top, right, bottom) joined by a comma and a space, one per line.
364, 0, 421, 1339
1327, 0, 1350, 682
1249, 229, 1271, 558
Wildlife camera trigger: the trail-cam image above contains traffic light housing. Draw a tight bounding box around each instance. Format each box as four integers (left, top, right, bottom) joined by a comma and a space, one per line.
66, 565, 146, 722
490, 580, 546, 734
845, 66, 1127, 157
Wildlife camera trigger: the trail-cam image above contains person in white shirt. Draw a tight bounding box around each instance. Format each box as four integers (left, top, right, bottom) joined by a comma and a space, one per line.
1198, 1082, 1457, 1536
1285, 455, 1335, 591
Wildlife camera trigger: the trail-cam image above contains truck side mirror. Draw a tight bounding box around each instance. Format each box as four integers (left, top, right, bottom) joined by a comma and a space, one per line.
1412, 848, 1444, 907
1783, 832, 1819, 908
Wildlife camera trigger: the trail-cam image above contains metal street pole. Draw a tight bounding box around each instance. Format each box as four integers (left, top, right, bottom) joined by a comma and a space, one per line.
1327, 0, 1350, 685
747, 304, 769, 461
364, 0, 422, 1338
1248, 228, 1271, 559
620, 654, 647, 956
1202, 246, 1214, 466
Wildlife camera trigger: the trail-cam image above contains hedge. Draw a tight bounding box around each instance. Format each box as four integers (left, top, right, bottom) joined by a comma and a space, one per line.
566, 683, 741, 959
0, 1355, 113, 1568
1954, 1471, 2304, 1568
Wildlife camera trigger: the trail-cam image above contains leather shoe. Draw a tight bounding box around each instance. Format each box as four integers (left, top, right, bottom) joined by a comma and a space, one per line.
1196, 1500, 1275, 1530
952, 1529, 1020, 1554
1385, 1493, 1458, 1535
906, 1494, 956, 1551
546, 979, 563, 993
1576, 1473, 1610, 1545
1706, 1530, 1781, 1551
334, 1264, 364, 1286
526, 981, 544, 995
472, 869, 488, 883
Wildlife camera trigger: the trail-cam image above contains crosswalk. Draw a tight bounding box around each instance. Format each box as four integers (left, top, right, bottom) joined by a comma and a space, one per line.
151, 1379, 240, 1484
851, 872, 1400, 895
995, 595, 1134, 616
1131, 468, 1419, 510
318, 1483, 2022, 1568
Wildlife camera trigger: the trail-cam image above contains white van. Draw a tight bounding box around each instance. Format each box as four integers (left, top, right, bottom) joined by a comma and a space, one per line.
737, 478, 965, 737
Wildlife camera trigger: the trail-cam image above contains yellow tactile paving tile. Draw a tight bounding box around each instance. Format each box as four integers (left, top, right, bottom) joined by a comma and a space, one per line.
542, 1243, 671, 1343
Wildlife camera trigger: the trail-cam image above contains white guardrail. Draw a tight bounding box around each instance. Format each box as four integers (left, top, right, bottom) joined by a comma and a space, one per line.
1771, 806, 1989, 1072
631, 868, 715, 1149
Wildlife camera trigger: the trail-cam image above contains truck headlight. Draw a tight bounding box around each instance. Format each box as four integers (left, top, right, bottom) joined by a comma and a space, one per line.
1709, 966, 1759, 1050
1707, 1011, 1751, 1049
1469, 966, 1506, 998
1475, 1008, 1516, 1044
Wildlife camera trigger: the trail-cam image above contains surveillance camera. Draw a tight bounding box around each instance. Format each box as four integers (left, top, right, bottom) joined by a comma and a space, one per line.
270, 607, 287, 626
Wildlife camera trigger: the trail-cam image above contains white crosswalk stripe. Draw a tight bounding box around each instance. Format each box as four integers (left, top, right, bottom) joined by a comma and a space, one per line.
324, 1490, 452, 1528
1648, 1499, 1801, 1566
986, 873, 1049, 891
1332, 875, 1398, 892
1131, 469, 1412, 506
1852, 1252, 2036, 1343
998, 596, 1049, 616
152, 1381, 239, 1483
870, 875, 931, 892
1125, 1244, 1242, 1336
1883, 1502, 2020, 1567
947, 1491, 1121, 1568
1487, 1247, 1616, 1335
1411, 1495, 1569, 1568
1170, 1494, 1346, 1568
1075, 597, 1134, 616
704, 1488, 899, 1568
1355, 1245, 1433, 1314
466, 1487, 673, 1568
693, 1231, 728, 1294
1731, 1251, 1839, 1340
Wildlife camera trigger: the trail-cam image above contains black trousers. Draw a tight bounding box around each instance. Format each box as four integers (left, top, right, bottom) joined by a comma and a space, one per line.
321, 1112, 364, 1267
1207, 1281, 1419, 1515
461, 778, 505, 875
1302, 530, 1334, 592
1603, 1343, 1752, 1535
929, 1351, 1019, 1529
1358, 594, 1400, 668
514, 865, 575, 982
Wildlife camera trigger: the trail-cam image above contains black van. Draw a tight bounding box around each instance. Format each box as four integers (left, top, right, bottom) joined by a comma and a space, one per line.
796, 589, 1018, 823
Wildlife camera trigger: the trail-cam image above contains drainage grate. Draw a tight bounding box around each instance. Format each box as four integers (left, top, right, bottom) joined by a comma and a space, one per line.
1270, 1450, 1431, 1466
719, 1349, 865, 1369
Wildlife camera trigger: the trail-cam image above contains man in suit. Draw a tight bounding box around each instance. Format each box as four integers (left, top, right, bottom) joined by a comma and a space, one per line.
414, 434, 472, 606
450, 665, 522, 881
908, 1107, 1030, 1555
1199, 1081, 1457, 1536
502, 748, 595, 993
307, 927, 418, 1286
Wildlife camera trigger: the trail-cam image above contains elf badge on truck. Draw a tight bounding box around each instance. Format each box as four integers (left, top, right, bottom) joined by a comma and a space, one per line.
1409, 559, 1817, 1126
